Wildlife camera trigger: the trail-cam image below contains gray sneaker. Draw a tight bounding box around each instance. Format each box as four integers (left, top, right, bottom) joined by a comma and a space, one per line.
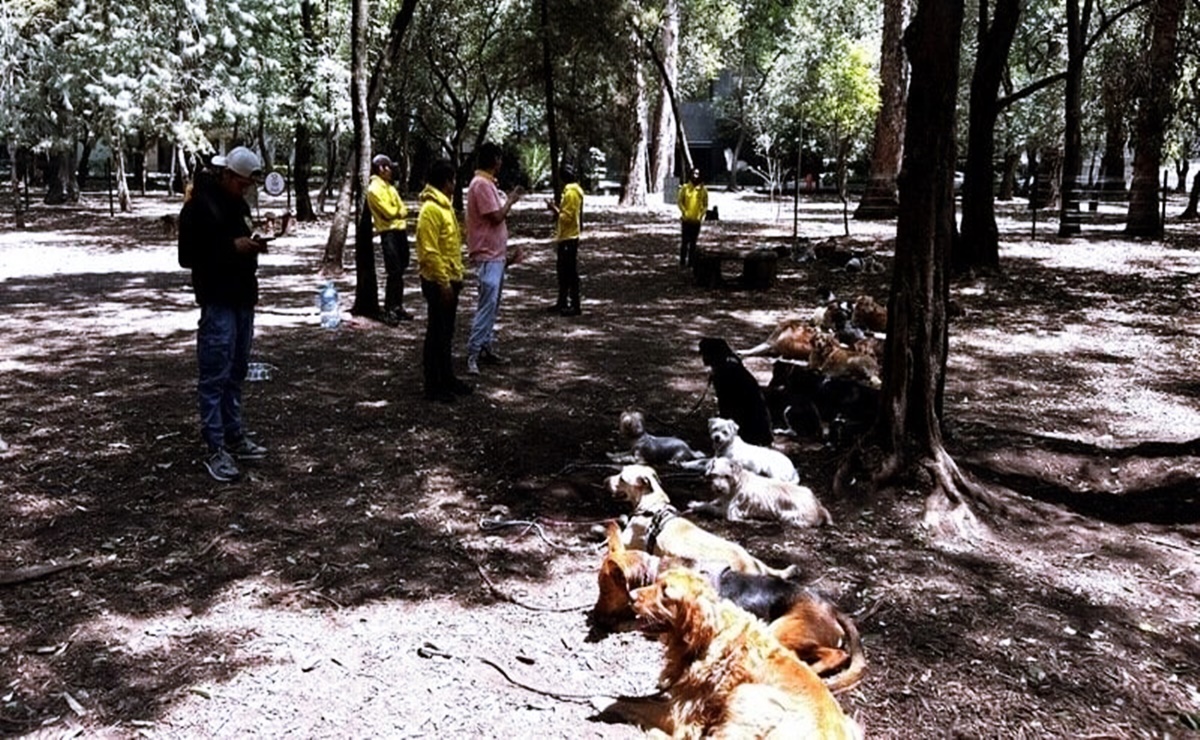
466, 355, 480, 376
204, 449, 241, 482
227, 436, 268, 460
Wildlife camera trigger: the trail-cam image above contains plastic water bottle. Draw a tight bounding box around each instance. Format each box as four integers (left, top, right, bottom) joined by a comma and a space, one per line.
319, 280, 340, 329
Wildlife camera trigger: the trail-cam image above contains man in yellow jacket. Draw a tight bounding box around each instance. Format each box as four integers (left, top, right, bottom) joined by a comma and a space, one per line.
545, 164, 584, 315
366, 154, 411, 324
415, 160, 472, 403
677, 167, 708, 268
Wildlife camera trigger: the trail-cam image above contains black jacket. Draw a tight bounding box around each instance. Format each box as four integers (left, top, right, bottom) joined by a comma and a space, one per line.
179, 176, 258, 308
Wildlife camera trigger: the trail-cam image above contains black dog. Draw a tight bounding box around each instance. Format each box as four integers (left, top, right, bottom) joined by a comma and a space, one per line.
698, 337, 773, 446
767, 361, 879, 446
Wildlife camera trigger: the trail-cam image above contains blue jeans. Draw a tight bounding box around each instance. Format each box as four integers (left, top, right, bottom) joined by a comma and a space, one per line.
196, 304, 254, 451
467, 259, 506, 357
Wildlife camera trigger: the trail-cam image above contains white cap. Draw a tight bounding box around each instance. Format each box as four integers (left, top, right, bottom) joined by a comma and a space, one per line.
212, 146, 262, 178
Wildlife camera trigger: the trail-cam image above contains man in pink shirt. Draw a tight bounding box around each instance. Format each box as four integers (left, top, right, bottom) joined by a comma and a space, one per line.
465, 142, 523, 376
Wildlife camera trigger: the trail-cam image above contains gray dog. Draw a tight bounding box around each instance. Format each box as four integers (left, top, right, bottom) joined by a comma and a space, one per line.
608, 410, 706, 466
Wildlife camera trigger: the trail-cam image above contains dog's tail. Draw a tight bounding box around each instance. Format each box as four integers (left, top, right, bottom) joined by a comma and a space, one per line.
823, 606, 867, 694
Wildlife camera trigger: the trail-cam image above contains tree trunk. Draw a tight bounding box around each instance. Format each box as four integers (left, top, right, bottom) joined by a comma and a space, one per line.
956, 0, 1020, 271
621, 42, 649, 207
292, 0, 318, 221
997, 149, 1019, 199
1180, 170, 1200, 219
1126, 0, 1183, 237
1058, 0, 1088, 236
541, 0, 561, 197
854, 0, 908, 220
346, 0, 377, 314
113, 141, 131, 213
1174, 158, 1188, 194
9, 142, 25, 229
293, 122, 316, 221
853, 0, 984, 540
649, 0, 679, 193
1097, 75, 1127, 197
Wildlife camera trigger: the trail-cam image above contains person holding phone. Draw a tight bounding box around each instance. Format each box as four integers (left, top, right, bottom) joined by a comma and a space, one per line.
178, 145, 270, 482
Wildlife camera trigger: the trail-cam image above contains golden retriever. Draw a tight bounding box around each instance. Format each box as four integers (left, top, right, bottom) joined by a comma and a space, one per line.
629, 568, 862, 739
694, 457, 832, 528
851, 295, 888, 334
594, 524, 867, 694
605, 465, 796, 580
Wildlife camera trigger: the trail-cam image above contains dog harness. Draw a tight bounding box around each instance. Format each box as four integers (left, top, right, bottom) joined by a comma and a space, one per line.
644, 505, 679, 554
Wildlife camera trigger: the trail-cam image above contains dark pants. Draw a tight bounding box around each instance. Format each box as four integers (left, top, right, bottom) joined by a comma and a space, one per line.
555, 239, 580, 310
381, 230, 409, 314
196, 304, 254, 451
421, 278, 462, 395
680, 220, 702, 266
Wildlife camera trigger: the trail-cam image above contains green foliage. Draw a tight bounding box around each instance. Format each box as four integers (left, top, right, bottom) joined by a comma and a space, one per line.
517, 140, 551, 189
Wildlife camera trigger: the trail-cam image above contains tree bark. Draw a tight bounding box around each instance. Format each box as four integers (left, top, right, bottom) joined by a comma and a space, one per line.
649, 0, 679, 193
1181, 171, 1200, 219
1059, 0, 1089, 236
862, 0, 983, 539
621, 39, 649, 207
854, 0, 908, 220
541, 0, 561, 197
113, 140, 131, 213
292, 0, 318, 221
956, 0, 1020, 270
1126, 0, 1183, 236
1097, 74, 1128, 197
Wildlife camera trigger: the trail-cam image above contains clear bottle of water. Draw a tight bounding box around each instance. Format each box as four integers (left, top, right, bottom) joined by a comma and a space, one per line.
319, 280, 340, 329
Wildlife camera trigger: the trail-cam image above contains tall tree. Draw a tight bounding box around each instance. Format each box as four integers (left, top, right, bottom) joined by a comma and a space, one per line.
854, 0, 908, 220
649, 0, 680, 192
845, 0, 992, 538
1126, 0, 1184, 236
956, 0, 1022, 268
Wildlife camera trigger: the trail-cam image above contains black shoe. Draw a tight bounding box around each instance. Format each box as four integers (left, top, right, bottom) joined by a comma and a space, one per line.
478, 347, 508, 365
546, 303, 567, 314
561, 306, 581, 316
424, 390, 456, 404
381, 310, 401, 327
450, 379, 474, 395
395, 310, 414, 321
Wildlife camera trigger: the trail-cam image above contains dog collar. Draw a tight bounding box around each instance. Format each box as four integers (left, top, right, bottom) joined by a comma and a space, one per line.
645, 505, 679, 554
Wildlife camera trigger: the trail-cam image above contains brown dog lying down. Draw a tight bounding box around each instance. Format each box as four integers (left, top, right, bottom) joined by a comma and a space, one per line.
606, 464, 796, 580
691, 457, 833, 528
609, 410, 705, 466
615, 568, 863, 739
593, 523, 865, 693
740, 318, 821, 360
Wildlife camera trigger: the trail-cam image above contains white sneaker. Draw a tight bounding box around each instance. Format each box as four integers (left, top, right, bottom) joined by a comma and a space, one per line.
466, 355, 480, 376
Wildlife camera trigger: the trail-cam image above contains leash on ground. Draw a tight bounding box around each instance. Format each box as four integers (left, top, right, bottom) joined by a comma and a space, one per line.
472, 561, 592, 613
478, 517, 596, 554
416, 641, 665, 706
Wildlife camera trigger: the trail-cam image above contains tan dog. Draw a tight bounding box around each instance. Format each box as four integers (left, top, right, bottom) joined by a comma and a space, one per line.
605, 465, 796, 580
628, 569, 862, 739
740, 318, 821, 360
809, 332, 881, 386
694, 457, 832, 528
851, 294, 888, 333
594, 524, 867, 694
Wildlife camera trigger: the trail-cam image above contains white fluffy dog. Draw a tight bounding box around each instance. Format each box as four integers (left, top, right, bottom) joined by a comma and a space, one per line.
708, 417, 798, 483
692, 457, 832, 528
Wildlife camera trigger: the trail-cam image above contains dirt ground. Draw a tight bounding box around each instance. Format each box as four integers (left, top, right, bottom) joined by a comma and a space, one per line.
1, 187, 1198, 739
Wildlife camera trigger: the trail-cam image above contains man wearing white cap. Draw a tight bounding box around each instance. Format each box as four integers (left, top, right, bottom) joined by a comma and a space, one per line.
178, 145, 270, 482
